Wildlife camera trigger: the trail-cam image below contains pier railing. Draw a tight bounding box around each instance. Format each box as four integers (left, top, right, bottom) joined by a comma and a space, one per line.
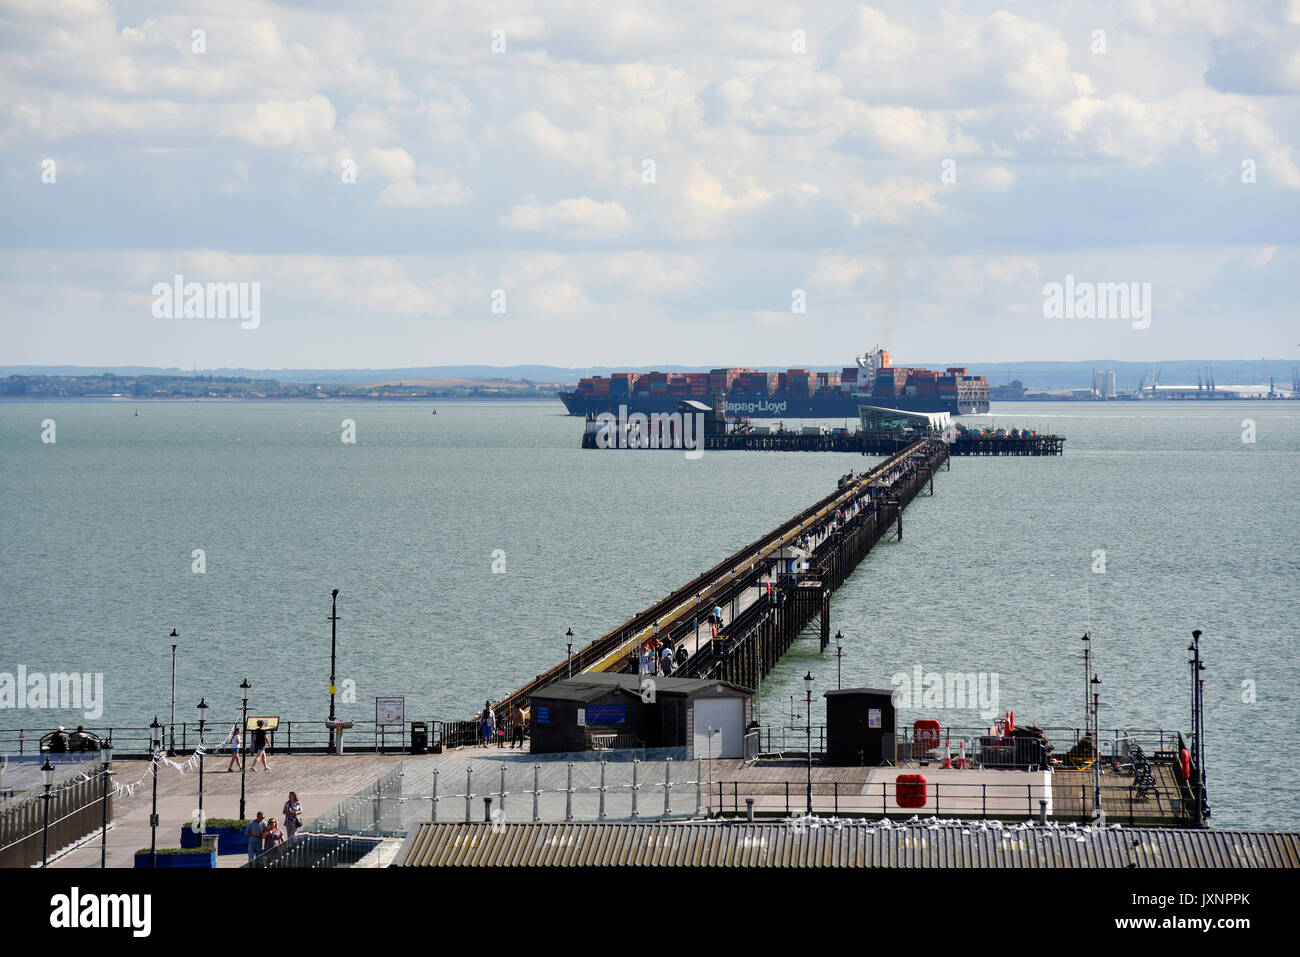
246, 833, 386, 869
710, 773, 1191, 825
0, 769, 110, 868
303, 756, 707, 836
0, 719, 458, 759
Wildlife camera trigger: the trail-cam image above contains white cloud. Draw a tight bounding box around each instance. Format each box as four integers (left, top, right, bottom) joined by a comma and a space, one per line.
501, 197, 631, 236
845, 179, 946, 226
377, 170, 472, 207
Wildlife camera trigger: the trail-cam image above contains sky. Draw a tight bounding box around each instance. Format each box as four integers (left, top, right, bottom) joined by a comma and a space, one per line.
1, 0, 1298, 370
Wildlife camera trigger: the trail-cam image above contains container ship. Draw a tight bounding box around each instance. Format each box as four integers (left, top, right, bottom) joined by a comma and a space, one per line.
558, 347, 990, 417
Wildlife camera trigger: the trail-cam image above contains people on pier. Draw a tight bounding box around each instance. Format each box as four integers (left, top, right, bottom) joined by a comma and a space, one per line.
251, 720, 270, 771
262, 817, 285, 853
283, 792, 304, 840
512, 705, 526, 748
244, 811, 265, 861
226, 725, 243, 771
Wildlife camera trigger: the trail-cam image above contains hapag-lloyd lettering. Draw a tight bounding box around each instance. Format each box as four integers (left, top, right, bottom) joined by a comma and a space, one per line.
593, 404, 705, 459
726, 399, 788, 414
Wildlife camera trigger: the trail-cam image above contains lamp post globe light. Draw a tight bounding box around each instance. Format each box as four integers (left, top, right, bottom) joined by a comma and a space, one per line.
40, 757, 55, 867
238, 678, 250, 820
148, 717, 163, 868
835, 630, 843, 690
566, 628, 573, 677
99, 742, 113, 869
804, 671, 814, 815
196, 697, 209, 834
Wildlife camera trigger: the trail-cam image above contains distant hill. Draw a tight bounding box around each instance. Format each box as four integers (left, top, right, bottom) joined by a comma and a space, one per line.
3, 359, 1294, 392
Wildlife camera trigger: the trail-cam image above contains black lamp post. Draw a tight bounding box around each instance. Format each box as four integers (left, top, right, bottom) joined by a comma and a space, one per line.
328, 589, 339, 752
238, 678, 250, 819
196, 697, 209, 833
1091, 675, 1102, 819
148, 717, 162, 867
835, 630, 844, 689
1188, 630, 1207, 826
565, 628, 573, 677
1081, 631, 1092, 737
168, 629, 179, 755
99, 742, 113, 868
40, 757, 55, 867
804, 671, 814, 815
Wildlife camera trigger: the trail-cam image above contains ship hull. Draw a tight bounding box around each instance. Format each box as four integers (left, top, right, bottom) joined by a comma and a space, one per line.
558, 391, 988, 417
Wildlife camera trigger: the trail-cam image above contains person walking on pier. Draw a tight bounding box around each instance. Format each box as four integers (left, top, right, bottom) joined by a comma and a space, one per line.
244, 811, 266, 861
251, 720, 270, 772
661, 643, 674, 674
262, 817, 285, 853
512, 705, 526, 748
226, 725, 242, 772
283, 792, 304, 840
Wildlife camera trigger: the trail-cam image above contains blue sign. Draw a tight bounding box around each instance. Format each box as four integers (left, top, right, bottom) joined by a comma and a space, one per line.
536, 707, 550, 725
586, 705, 626, 725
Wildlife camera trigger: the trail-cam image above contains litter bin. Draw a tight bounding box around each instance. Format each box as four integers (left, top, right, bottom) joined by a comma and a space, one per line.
410, 721, 428, 755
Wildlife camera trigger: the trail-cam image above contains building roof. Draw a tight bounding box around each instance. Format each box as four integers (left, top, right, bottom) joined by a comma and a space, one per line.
859, 405, 952, 431
824, 687, 897, 698
531, 674, 749, 703
393, 821, 1300, 869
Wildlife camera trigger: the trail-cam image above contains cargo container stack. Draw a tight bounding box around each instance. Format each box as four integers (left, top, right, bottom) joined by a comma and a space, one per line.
786, 368, 812, 395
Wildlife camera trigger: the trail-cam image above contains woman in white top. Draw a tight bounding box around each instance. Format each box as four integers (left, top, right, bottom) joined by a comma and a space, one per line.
283, 791, 304, 839
226, 726, 242, 771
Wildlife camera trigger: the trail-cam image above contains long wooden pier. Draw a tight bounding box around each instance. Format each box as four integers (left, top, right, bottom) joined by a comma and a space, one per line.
583, 429, 1063, 455
492, 439, 949, 717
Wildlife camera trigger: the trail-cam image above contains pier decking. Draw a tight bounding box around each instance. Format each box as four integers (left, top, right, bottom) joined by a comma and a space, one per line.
580, 427, 1064, 455
492, 438, 949, 719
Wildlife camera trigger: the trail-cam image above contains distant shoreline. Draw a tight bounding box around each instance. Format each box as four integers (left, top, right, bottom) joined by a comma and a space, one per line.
0, 394, 561, 402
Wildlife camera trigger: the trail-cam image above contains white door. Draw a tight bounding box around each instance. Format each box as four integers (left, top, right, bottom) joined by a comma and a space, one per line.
693, 697, 744, 759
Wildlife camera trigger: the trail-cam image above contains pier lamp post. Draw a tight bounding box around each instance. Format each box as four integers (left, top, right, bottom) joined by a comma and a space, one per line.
1081, 632, 1092, 738
1090, 675, 1102, 820
238, 679, 250, 819
196, 697, 209, 833
328, 589, 340, 753
99, 742, 113, 868
169, 629, 178, 755
1188, 631, 1206, 826
804, 671, 814, 815
565, 628, 574, 677
40, 757, 55, 867
148, 717, 162, 867
835, 631, 844, 689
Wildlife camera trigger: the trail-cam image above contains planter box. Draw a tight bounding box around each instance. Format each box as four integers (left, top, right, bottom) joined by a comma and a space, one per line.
134, 851, 216, 869
179, 826, 248, 854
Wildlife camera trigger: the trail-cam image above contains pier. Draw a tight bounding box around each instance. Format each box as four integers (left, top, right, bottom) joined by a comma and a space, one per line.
700, 430, 1062, 455
493, 438, 948, 719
